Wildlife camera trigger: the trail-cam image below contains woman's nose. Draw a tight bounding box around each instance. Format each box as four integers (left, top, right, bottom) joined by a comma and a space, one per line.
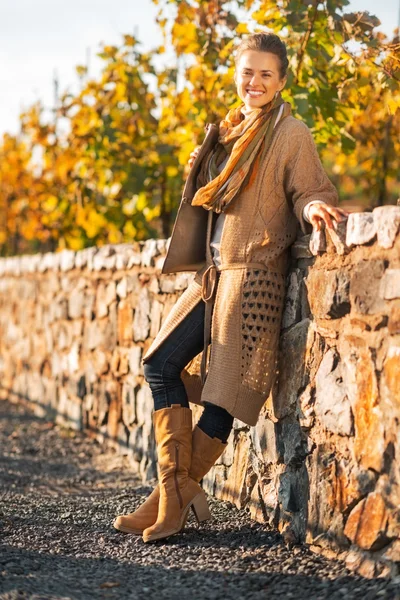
249, 74, 262, 86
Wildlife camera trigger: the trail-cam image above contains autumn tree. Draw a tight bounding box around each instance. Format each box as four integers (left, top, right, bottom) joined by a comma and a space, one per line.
0, 0, 398, 256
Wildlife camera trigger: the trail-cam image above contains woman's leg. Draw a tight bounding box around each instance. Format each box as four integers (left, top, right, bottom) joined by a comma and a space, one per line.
144, 297, 233, 442
143, 300, 206, 411
114, 299, 230, 537
196, 401, 233, 443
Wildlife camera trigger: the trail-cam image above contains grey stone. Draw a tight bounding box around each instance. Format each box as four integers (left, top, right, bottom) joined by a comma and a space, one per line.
149, 299, 163, 338
282, 269, 303, 329
75, 276, 87, 291
121, 381, 136, 427
373, 205, 400, 249
305, 268, 350, 319
136, 384, 153, 426
160, 276, 176, 294
278, 471, 300, 513
298, 384, 314, 429
60, 275, 73, 293
349, 259, 385, 314
102, 301, 118, 351
86, 247, 99, 271
127, 253, 142, 268
174, 272, 192, 290
315, 347, 354, 436
380, 268, 400, 300
71, 319, 83, 338
21, 254, 40, 273
105, 281, 116, 306
113, 244, 137, 270
291, 236, 313, 259
335, 269, 351, 314
54, 296, 69, 321
92, 246, 117, 271
156, 239, 168, 253
219, 435, 235, 466
129, 427, 144, 465
300, 277, 311, 320
67, 342, 80, 374
85, 320, 101, 351
92, 348, 109, 375
44, 324, 53, 354
39, 252, 60, 273
273, 319, 311, 419
75, 247, 97, 269
96, 283, 108, 319
154, 255, 166, 270
277, 419, 309, 466
57, 323, 71, 350
250, 417, 280, 465
148, 276, 160, 294
68, 289, 85, 319
133, 288, 150, 342
309, 227, 327, 255
141, 239, 159, 267
84, 289, 95, 321
50, 352, 62, 379
59, 249, 76, 272
128, 346, 143, 377
116, 276, 134, 299
346, 212, 376, 247
326, 219, 349, 255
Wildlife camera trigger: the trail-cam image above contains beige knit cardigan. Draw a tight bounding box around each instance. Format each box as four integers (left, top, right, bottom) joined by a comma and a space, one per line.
142, 115, 338, 426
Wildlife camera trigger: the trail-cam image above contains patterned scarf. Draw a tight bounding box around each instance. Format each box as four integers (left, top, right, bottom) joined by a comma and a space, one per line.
192, 92, 291, 213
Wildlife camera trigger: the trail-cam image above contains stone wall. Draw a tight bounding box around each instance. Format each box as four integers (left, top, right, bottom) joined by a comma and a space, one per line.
0, 206, 399, 579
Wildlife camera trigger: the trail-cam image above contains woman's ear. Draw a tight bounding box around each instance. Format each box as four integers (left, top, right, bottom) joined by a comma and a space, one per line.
280, 76, 287, 91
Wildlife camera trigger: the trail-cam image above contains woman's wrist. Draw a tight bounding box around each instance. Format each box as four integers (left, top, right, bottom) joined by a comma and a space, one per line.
303, 200, 327, 223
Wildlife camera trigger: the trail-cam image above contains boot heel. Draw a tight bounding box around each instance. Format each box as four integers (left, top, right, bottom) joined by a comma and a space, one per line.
191, 491, 211, 523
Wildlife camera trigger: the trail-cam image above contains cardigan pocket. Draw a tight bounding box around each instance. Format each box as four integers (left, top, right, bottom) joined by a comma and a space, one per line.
240, 267, 285, 395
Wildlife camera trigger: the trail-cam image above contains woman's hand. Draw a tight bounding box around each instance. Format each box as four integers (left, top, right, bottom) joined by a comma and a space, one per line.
188, 146, 201, 169
308, 203, 350, 232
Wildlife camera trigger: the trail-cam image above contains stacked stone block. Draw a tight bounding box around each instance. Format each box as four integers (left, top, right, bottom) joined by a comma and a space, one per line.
0, 206, 399, 579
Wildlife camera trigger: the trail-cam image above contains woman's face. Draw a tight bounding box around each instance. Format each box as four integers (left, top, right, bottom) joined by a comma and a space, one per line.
235, 50, 286, 111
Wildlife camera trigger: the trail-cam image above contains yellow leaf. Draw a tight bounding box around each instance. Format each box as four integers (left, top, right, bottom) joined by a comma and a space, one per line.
236, 23, 249, 34
123, 220, 137, 239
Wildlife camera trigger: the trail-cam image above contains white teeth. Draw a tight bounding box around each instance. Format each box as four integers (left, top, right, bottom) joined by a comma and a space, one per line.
247, 90, 263, 96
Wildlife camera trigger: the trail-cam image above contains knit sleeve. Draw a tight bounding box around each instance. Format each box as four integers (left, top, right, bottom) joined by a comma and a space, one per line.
283, 121, 338, 235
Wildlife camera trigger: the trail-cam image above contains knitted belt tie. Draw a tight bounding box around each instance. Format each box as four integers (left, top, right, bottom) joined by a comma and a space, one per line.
199, 261, 272, 387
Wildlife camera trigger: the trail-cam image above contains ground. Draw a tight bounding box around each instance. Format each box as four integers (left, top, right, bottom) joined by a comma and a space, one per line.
0, 400, 398, 600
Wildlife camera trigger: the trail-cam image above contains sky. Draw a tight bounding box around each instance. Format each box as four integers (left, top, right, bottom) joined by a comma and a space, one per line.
0, 0, 398, 137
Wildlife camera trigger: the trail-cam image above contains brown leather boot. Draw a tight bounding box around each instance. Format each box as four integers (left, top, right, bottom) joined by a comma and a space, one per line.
142, 404, 211, 543
113, 421, 227, 535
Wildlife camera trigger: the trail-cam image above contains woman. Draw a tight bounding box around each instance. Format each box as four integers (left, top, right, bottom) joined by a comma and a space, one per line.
114, 32, 349, 543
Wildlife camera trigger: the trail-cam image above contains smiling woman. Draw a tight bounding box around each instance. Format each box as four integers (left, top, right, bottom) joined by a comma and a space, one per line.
114, 31, 349, 545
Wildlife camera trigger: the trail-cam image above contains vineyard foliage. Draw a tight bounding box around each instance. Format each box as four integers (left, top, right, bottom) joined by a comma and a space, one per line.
0, 0, 399, 255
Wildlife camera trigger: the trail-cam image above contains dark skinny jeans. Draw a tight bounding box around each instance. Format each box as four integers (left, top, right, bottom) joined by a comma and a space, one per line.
143, 299, 233, 443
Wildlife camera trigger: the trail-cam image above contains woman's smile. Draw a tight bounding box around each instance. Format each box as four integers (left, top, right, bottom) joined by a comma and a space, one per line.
246, 89, 265, 97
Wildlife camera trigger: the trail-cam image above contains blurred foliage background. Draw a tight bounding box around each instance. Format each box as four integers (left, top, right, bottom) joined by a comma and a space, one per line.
0, 0, 399, 256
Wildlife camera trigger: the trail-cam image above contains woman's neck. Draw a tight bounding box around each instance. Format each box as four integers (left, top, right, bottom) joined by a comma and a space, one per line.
240, 100, 274, 120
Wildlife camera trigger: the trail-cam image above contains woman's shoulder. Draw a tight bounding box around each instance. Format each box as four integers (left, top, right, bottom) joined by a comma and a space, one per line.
275, 114, 311, 137
272, 115, 317, 158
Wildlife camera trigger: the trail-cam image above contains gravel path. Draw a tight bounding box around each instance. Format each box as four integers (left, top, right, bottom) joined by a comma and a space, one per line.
0, 400, 399, 600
